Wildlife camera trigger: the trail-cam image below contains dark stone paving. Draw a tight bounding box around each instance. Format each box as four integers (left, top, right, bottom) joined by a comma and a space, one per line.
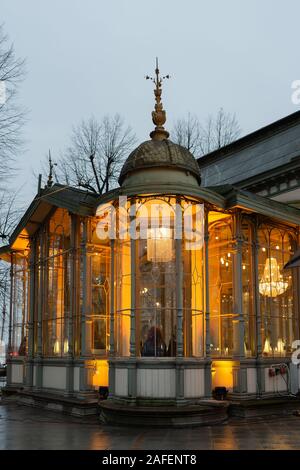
1, 399, 300, 449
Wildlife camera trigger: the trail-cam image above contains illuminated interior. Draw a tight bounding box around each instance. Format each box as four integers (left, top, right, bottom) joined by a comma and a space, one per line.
258, 226, 297, 357
86, 218, 110, 355
114, 195, 205, 358
115, 238, 131, 357
241, 219, 256, 357
11, 252, 29, 356
208, 212, 235, 357
7, 196, 300, 393
90, 359, 109, 387
212, 360, 237, 390
43, 208, 71, 357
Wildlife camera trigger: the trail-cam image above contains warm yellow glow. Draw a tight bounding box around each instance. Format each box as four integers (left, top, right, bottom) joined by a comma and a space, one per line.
53, 339, 60, 354
119, 242, 130, 356
212, 360, 236, 390
263, 337, 271, 355
95, 201, 116, 241
55, 252, 64, 352
277, 338, 285, 354
191, 246, 203, 356
263, 337, 285, 355
63, 338, 69, 354
91, 360, 109, 387
208, 212, 231, 223
147, 227, 173, 262
259, 257, 288, 297
11, 229, 30, 251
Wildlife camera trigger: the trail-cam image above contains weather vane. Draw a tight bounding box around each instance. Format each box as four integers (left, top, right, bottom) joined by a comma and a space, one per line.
146, 58, 170, 140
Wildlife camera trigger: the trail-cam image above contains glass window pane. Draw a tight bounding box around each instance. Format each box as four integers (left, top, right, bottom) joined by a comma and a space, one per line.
242, 220, 256, 357
208, 212, 234, 357
258, 226, 297, 357
44, 208, 71, 357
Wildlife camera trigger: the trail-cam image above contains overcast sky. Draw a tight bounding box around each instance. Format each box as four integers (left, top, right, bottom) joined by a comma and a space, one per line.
2, 0, 300, 203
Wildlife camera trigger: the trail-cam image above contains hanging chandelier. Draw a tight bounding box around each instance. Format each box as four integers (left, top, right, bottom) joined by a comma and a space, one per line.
259, 257, 288, 297
147, 227, 174, 262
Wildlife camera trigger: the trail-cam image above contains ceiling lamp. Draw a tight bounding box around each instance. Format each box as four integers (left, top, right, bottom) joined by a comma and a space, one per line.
147, 227, 173, 263
259, 257, 288, 297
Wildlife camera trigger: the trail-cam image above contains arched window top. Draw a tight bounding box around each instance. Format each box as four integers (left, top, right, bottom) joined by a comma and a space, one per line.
269, 227, 284, 250
48, 208, 71, 251
258, 224, 296, 254
208, 212, 233, 244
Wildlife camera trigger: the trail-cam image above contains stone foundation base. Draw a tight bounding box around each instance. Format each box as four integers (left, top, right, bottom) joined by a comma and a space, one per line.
228, 396, 300, 418
4, 389, 300, 423
16, 390, 99, 416
99, 399, 229, 427
1, 385, 23, 396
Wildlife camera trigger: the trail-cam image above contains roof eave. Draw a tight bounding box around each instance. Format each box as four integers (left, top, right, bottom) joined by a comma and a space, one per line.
227, 192, 300, 225
9, 184, 100, 246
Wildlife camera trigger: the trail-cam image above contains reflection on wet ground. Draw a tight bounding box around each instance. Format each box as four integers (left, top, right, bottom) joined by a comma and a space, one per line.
1, 400, 300, 449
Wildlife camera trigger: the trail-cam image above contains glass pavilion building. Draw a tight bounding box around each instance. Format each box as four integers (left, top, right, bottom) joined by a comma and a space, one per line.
2, 68, 300, 425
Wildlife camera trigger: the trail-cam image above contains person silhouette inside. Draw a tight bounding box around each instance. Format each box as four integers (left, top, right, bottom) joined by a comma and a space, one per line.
141, 326, 166, 357
167, 331, 177, 356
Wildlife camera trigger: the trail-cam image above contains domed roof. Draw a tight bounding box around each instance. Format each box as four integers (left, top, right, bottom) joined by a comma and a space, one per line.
118, 139, 201, 185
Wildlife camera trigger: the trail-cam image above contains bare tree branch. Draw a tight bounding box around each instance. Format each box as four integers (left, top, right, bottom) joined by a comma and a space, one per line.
171, 108, 241, 158
0, 24, 26, 353
0, 189, 24, 243
0, 24, 27, 184
0, 188, 24, 356
40, 114, 137, 194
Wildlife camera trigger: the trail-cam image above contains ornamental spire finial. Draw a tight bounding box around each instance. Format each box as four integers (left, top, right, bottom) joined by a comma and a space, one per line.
47, 150, 57, 188
145, 58, 170, 141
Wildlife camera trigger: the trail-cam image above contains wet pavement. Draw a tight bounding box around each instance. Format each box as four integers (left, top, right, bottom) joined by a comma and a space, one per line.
1, 399, 300, 449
